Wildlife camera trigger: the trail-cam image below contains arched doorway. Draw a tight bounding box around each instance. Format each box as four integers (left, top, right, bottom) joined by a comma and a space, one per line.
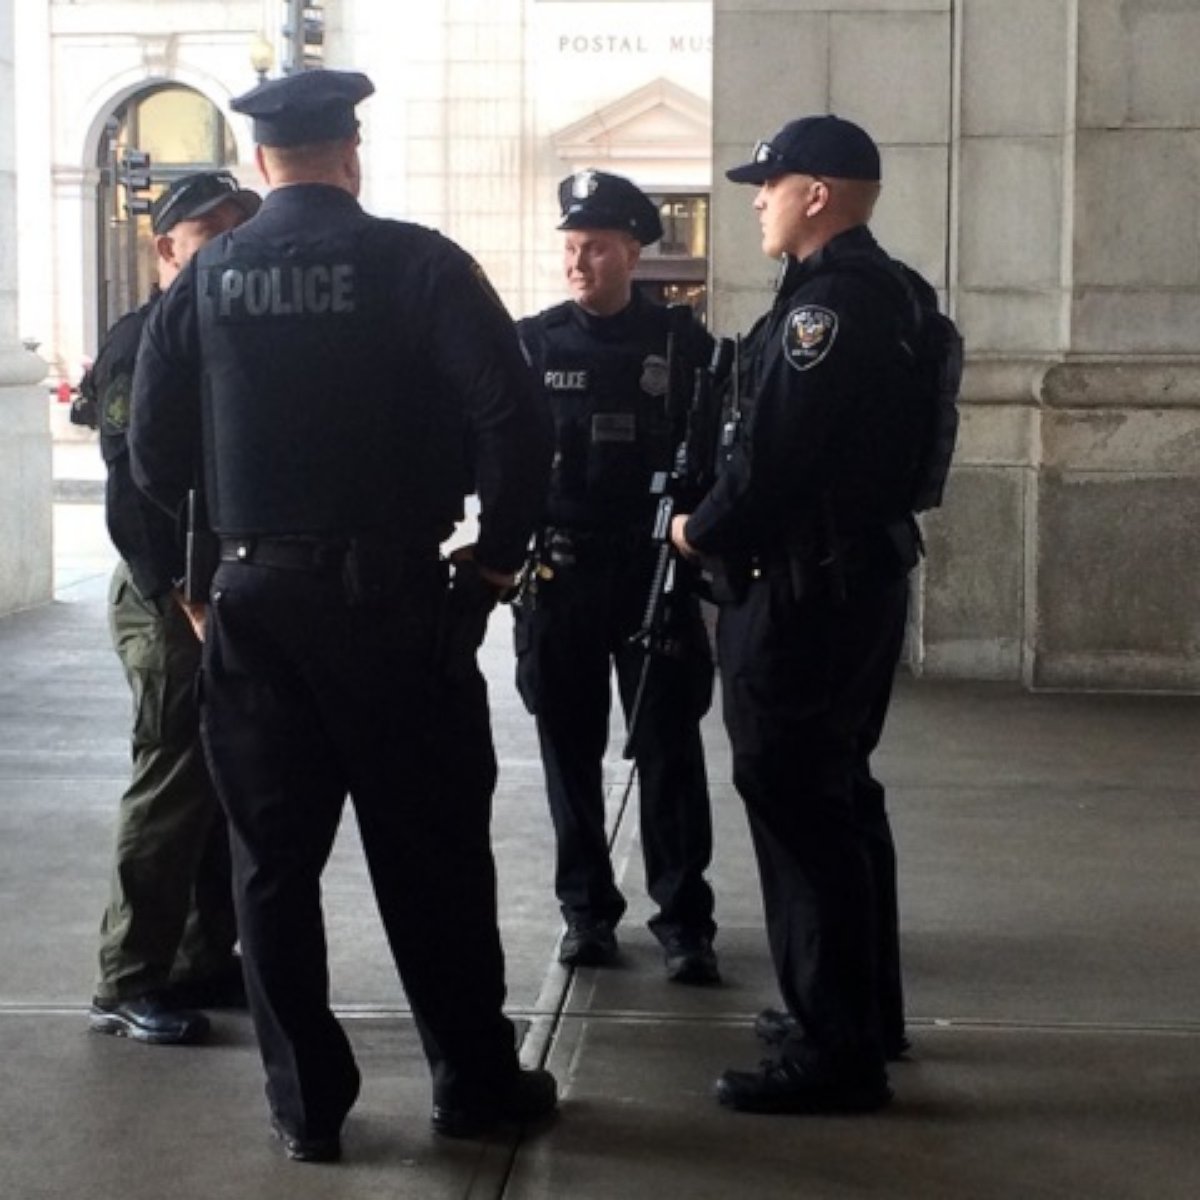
95, 84, 238, 336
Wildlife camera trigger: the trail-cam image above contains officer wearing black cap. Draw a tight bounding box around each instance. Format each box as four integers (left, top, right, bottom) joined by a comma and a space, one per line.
87, 171, 259, 1048
129, 68, 557, 1161
514, 170, 719, 984
672, 115, 938, 1114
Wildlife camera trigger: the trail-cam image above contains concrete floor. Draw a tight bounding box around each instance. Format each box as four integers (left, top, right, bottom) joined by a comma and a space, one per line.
0, 493, 1197, 1198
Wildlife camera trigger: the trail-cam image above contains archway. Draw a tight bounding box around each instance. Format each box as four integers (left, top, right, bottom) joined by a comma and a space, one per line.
95, 84, 238, 335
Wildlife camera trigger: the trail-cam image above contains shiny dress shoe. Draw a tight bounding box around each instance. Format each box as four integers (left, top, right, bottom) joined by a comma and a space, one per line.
558, 919, 618, 967
432, 1067, 559, 1139
716, 1058, 892, 1115
754, 1007, 912, 1061
88, 994, 210, 1045
270, 1113, 341, 1163
663, 934, 721, 985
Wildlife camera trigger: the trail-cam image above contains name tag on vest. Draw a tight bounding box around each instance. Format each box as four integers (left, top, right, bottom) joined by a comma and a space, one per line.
591, 413, 636, 443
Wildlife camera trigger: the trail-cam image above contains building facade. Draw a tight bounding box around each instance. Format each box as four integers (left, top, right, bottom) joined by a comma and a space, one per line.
16, 0, 714, 385
6, 0, 1199, 692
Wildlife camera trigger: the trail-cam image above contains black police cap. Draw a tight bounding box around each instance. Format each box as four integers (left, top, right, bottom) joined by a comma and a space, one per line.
557, 171, 663, 246
726, 115, 881, 185
150, 171, 261, 235
231, 69, 375, 148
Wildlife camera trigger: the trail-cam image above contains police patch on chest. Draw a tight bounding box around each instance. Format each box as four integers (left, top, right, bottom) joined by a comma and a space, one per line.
591, 413, 636, 443
545, 369, 589, 391
640, 354, 669, 398
783, 305, 838, 371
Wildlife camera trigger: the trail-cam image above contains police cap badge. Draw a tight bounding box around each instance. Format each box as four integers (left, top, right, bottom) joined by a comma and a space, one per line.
556, 170, 664, 246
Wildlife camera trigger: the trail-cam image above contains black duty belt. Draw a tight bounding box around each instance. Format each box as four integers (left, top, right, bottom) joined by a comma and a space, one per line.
220, 537, 349, 571
219, 536, 442, 573
542, 525, 645, 567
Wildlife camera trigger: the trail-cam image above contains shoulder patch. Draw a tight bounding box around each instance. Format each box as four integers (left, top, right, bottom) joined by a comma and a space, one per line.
99, 374, 132, 436
782, 305, 838, 372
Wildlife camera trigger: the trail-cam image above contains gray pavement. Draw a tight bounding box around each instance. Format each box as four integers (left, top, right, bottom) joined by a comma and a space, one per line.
0, 487, 1197, 1198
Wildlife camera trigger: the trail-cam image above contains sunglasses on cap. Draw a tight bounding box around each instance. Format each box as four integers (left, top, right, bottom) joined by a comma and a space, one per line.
151, 172, 243, 235
751, 139, 782, 166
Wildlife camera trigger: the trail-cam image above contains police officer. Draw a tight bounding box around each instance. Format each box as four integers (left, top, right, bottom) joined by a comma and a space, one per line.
129, 69, 557, 1161
672, 116, 928, 1113
88, 171, 259, 1046
515, 171, 719, 983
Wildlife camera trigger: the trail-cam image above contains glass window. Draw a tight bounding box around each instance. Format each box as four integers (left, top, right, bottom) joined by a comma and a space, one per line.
643, 195, 708, 259
134, 88, 229, 167
636, 194, 710, 320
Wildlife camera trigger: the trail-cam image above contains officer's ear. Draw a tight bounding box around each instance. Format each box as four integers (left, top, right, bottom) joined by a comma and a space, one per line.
804, 178, 831, 220
154, 233, 177, 269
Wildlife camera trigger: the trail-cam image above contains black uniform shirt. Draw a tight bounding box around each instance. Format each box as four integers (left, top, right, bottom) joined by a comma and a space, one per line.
685, 225, 920, 559
90, 294, 182, 599
129, 185, 550, 575
518, 292, 713, 532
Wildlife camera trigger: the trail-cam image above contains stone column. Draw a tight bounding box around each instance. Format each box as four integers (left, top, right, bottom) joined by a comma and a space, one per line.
711, 0, 1200, 691
1030, 0, 1200, 690
0, 0, 53, 615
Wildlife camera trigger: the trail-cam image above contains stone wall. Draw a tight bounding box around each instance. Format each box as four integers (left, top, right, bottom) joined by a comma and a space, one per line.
711, 0, 1200, 691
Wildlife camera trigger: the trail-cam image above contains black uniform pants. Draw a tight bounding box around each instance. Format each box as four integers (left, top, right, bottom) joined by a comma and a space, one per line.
717, 565, 909, 1078
514, 552, 716, 941
201, 560, 518, 1139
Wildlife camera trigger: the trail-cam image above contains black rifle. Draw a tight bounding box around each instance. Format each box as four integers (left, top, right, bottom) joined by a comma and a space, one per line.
622, 318, 733, 760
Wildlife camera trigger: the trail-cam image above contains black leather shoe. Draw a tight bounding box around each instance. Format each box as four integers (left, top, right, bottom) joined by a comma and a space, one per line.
88, 995, 210, 1045
754, 1007, 912, 1061
270, 1113, 341, 1163
432, 1067, 559, 1139
716, 1058, 892, 1115
663, 934, 721, 985
163, 960, 247, 1010
558, 919, 617, 967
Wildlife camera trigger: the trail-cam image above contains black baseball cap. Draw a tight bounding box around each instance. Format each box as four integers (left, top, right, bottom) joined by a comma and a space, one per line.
725, 115, 881, 185
231, 69, 375, 148
557, 170, 664, 246
150, 171, 261, 235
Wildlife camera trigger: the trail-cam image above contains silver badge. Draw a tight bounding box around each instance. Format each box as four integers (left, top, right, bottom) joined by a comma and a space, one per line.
572, 171, 599, 201
639, 354, 669, 397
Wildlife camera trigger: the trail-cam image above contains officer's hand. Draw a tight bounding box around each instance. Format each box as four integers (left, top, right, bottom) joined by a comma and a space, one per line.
671, 514, 700, 562
450, 544, 516, 594
438, 547, 505, 681
173, 591, 208, 642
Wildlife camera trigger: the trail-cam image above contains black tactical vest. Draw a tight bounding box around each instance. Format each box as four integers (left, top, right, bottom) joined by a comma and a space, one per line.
518, 296, 700, 531
194, 213, 467, 541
